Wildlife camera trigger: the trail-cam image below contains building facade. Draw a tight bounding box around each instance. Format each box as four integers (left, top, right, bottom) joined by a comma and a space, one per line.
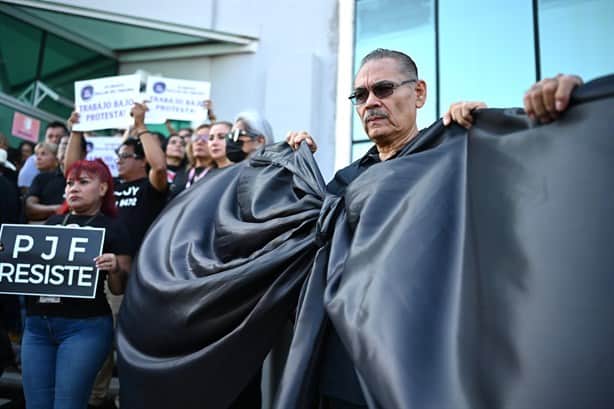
1, 0, 612, 178
345, 0, 614, 160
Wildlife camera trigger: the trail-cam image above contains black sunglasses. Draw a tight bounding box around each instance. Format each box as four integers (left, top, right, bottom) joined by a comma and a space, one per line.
228, 129, 259, 143
348, 79, 416, 105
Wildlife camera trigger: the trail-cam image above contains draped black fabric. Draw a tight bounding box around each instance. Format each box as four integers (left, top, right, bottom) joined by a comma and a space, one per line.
118, 75, 614, 409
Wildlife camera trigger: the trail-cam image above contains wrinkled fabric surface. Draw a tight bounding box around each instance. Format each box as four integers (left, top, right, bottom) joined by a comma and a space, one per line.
118, 74, 614, 409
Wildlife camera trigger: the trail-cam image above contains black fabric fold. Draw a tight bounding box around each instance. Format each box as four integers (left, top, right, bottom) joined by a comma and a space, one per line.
118, 74, 614, 409
117, 143, 326, 409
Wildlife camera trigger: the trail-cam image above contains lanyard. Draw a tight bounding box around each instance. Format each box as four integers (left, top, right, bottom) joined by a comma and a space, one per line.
186, 167, 209, 188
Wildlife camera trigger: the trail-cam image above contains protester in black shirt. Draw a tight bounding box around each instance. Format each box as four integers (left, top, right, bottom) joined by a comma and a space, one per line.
25, 168, 65, 221
64, 107, 166, 407
25, 142, 62, 222
20, 159, 131, 409
65, 105, 168, 255
112, 137, 167, 254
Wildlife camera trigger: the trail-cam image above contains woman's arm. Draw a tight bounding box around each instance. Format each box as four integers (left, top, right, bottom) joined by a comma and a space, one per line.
25, 196, 60, 221
64, 111, 84, 175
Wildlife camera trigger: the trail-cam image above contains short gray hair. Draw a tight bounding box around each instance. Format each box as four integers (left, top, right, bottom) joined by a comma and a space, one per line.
234, 111, 274, 144
359, 48, 419, 80
35, 142, 58, 155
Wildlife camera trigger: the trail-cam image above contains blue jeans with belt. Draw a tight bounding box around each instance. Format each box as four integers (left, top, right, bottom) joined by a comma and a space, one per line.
21, 315, 113, 409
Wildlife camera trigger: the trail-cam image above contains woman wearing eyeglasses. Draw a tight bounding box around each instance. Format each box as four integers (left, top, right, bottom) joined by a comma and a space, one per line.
20, 158, 131, 409
164, 134, 188, 179
168, 123, 214, 199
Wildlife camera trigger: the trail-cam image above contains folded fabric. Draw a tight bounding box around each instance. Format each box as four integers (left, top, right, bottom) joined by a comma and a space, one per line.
118, 74, 614, 409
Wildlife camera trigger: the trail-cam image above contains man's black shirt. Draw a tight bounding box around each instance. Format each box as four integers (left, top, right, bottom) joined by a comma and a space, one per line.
327, 133, 422, 196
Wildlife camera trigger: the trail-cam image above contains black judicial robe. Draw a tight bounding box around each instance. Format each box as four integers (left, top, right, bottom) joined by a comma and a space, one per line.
117, 74, 614, 409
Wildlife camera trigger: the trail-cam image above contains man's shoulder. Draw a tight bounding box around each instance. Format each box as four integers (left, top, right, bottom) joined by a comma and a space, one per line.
36, 169, 63, 180
32, 169, 64, 186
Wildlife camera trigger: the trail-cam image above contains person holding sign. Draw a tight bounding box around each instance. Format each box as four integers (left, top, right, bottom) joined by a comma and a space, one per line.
66, 103, 168, 255
20, 158, 131, 409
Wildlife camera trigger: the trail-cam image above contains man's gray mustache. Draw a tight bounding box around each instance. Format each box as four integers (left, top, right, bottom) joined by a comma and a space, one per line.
364, 110, 388, 121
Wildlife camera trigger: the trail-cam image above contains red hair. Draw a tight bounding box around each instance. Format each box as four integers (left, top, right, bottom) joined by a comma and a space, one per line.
57, 159, 117, 217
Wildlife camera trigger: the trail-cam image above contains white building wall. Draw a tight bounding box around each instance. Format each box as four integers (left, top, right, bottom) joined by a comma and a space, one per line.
120, 58, 213, 84
51, 0, 341, 180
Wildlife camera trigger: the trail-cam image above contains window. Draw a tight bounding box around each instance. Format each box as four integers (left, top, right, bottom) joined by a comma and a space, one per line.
438, 0, 535, 112
539, 0, 614, 80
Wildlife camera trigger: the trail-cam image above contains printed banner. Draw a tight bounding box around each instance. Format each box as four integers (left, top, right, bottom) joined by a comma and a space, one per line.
145, 76, 210, 123
0, 224, 105, 298
74, 74, 140, 131
11, 112, 41, 143
85, 136, 123, 177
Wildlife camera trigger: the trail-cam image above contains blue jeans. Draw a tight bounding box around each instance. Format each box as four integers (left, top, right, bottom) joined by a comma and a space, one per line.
21, 315, 113, 409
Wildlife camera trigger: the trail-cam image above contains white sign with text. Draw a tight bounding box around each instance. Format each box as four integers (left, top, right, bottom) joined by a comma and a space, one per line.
74, 75, 140, 131
0, 224, 105, 299
145, 76, 211, 123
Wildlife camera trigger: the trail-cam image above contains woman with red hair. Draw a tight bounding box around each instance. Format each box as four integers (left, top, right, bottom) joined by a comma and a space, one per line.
21, 159, 132, 409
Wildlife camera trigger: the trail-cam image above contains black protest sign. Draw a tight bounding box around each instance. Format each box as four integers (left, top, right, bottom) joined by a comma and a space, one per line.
0, 224, 105, 298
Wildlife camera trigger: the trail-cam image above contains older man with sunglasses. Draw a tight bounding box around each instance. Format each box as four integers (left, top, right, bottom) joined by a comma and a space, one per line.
286, 48, 582, 408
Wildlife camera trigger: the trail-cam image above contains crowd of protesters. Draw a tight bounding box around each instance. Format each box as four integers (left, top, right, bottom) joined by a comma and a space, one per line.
0, 100, 275, 409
